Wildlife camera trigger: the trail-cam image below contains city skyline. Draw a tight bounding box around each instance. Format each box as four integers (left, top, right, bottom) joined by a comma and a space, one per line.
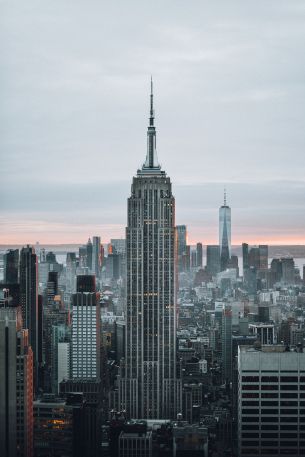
1, 1, 305, 246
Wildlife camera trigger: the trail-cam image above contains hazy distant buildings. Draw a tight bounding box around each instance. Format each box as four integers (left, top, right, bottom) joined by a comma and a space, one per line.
196, 242, 203, 268
219, 191, 231, 271
270, 257, 295, 284
206, 245, 220, 276
92, 236, 101, 278
118, 82, 181, 419
111, 239, 126, 254
258, 245, 268, 270
177, 225, 188, 272
242, 244, 269, 292
86, 238, 93, 270
0, 306, 33, 457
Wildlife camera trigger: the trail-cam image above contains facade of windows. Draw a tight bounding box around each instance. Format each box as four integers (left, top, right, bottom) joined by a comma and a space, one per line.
71, 291, 100, 380
238, 345, 305, 457
118, 82, 181, 419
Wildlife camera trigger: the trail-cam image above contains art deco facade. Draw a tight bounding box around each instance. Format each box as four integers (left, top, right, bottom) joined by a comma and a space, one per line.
119, 82, 181, 419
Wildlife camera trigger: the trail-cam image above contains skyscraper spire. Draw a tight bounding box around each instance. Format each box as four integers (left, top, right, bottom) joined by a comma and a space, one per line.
224, 187, 227, 206
150, 76, 154, 126
142, 77, 161, 171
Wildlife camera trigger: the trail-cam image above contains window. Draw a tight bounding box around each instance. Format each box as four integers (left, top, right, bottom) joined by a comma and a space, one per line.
281, 385, 298, 390
242, 376, 259, 382
280, 377, 298, 382
262, 385, 278, 390
261, 376, 278, 382
261, 433, 278, 438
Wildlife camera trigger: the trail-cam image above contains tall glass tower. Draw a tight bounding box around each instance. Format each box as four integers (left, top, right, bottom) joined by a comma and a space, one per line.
219, 190, 231, 271
118, 80, 181, 419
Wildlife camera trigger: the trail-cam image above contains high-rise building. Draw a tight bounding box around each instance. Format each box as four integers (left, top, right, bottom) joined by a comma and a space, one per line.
258, 245, 268, 270
44, 272, 59, 375
238, 345, 305, 457
219, 190, 231, 271
249, 247, 260, 269
206, 245, 220, 276
33, 393, 86, 457
78, 245, 88, 269
86, 238, 93, 271
71, 275, 100, 380
0, 306, 33, 457
51, 324, 70, 394
119, 424, 152, 457
281, 257, 295, 284
196, 242, 203, 268
270, 257, 295, 284
3, 249, 19, 284
111, 239, 126, 254
92, 236, 101, 277
20, 245, 39, 367
191, 249, 197, 268
43, 290, 69, 392
118, 81, 181, 419
222, 305, 232, 383
242, 243, 249, 271
177, 225, 187, 272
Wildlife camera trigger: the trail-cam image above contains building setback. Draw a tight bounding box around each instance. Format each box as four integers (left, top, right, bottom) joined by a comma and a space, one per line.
118, 80, 181, 419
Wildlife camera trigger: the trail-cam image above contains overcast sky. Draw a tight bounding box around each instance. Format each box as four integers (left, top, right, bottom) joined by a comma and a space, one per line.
1, 0, 305, 245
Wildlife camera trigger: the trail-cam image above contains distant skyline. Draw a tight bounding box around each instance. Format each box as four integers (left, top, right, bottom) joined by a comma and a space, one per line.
1, 1, 305, 245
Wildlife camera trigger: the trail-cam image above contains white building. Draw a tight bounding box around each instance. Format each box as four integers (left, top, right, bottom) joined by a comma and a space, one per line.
71, 291, 100, 380
57, 342, 70, 389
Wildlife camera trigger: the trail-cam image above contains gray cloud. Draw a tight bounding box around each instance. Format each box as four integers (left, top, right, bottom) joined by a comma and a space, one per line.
1, 0, 305, 243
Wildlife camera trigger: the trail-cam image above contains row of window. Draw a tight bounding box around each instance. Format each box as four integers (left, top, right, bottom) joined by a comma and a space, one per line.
242, 400, 305, 406
243, 384, 305, 390
242, 376, 305, 382
242, 408, 305, 414
243, 392, 305, 398
242, 416, 305, 422
242, 440, 305, 446
242, 432, 303, 438
242, 425, 304, 431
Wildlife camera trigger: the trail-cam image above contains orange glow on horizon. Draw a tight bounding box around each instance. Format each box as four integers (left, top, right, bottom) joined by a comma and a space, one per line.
1, 233, 305, 246
1, 218, 304, 246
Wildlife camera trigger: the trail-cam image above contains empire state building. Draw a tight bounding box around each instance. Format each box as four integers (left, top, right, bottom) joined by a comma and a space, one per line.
118, 81, 181, 419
